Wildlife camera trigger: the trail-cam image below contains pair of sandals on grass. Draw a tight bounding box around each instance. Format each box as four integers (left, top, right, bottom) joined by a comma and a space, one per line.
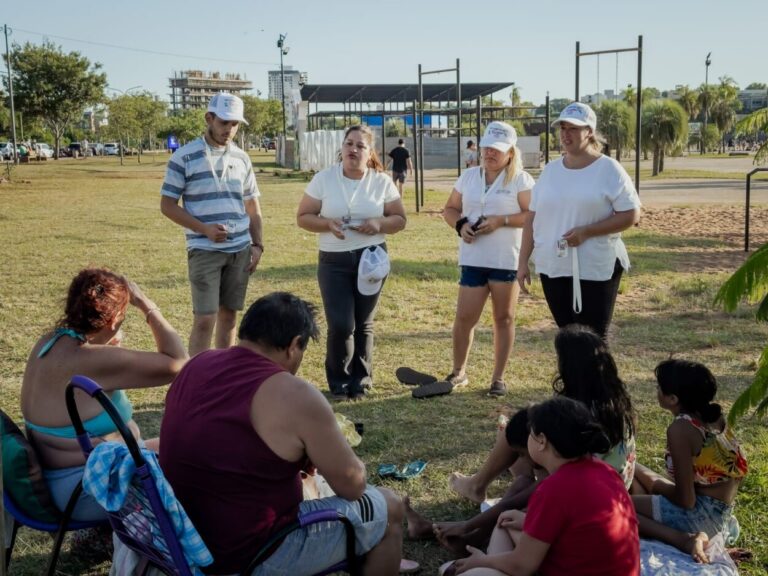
397, 367, 506, 398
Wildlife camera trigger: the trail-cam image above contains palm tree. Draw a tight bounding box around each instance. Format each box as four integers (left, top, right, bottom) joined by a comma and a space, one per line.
676, 85, 701, 121
735, 107, 768, 164
641, 99, 688, 175
623, 86, 637, 109
715, 243, 768, 424
596, 100, 634, 161
710, 77, 742, 153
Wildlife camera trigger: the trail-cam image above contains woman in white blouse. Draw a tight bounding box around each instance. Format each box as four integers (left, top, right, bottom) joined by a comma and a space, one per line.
297, 125, 406, 400
436, 121, 533, 398
517, 102, 641, 340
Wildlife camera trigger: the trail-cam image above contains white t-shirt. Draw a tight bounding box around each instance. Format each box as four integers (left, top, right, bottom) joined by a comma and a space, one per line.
305, 164, 400, 252
454, 167, 535, 270
530, 155, 641, 281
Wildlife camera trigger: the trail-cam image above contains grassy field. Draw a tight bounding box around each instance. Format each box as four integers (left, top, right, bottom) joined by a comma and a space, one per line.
1, 153, 767, 574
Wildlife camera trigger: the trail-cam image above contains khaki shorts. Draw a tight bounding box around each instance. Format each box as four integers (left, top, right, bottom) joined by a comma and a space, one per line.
187, 247, 251, 315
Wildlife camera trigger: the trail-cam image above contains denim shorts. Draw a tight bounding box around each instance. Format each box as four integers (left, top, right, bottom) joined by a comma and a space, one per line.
459, 265, 517, 287
250, 485, 388, 576
651, 493, 732, 538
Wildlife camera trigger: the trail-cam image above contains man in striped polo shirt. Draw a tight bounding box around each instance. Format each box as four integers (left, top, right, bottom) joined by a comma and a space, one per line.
161, 92, 264, 355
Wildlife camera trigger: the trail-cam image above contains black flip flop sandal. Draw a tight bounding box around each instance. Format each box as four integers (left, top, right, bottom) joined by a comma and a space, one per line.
412, 380, 454, 399
396, 367, 438, 386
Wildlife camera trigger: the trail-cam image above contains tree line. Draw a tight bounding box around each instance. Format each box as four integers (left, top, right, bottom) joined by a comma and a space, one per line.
1, 41, 284, 159
2, 41, 766, 167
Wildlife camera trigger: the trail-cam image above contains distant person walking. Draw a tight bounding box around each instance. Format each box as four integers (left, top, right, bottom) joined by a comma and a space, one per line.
161, 92, 264, 355
464, 140, 479, 168
518, 102, 641, 340
387, 139, 413, 196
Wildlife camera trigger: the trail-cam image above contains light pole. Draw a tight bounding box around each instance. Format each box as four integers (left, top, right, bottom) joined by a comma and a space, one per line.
277, 33, 289, 137
4, 24, 18, 164
702, 52, 711, 154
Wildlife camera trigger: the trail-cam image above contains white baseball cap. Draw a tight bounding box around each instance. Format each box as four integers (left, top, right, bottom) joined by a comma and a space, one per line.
357, 246, 390, 296
479, 121, 518, 153
207, 92, 248, 125
552, 102, 596, 130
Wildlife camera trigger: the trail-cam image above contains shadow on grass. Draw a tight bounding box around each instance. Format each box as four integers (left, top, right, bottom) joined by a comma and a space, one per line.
260, 259, 458, 283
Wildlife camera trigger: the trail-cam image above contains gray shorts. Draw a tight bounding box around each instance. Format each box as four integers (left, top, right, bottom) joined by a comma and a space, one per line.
187, 247, 251, 315
251, 485, 388, 576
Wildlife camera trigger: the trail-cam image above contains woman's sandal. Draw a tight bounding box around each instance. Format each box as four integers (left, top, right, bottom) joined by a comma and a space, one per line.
412, 380, 453, 399
396, 367, 438, 386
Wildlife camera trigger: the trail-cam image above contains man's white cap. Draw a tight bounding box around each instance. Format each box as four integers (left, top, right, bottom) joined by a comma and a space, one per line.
479, 121, 518, 153
357, 246, 390, 296
207, 92, 248, 125
552, 102, 597, 130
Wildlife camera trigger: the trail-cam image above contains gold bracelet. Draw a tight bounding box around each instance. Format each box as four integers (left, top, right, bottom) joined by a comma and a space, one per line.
144, 307, 160, 323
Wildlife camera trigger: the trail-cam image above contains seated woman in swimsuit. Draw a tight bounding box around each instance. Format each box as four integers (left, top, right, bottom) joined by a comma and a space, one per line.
21, 268, 188, 521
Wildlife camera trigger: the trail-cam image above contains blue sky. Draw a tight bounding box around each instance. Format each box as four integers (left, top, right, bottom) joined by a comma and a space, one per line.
5, 0, 766, 105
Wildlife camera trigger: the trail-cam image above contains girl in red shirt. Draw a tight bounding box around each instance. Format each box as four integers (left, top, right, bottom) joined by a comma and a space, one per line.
450, 397, 640, 576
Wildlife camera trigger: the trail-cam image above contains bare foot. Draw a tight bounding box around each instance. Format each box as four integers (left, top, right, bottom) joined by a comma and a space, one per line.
403, 496, 434, 540
448, 472, 486, 504
684, 532, 710, 564
434, 523, 481, 557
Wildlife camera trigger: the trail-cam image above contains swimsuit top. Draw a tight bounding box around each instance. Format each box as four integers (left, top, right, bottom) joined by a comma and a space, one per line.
24, 328, 134, 439
665, 413, 748, 485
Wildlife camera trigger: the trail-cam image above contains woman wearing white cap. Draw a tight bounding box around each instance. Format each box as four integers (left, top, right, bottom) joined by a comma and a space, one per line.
436, 121, 534, 397
297, 125, 406, 400
518, 102, 641, 340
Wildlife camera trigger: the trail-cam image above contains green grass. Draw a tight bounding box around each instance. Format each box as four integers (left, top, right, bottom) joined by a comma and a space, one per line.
1, 154, 767, 574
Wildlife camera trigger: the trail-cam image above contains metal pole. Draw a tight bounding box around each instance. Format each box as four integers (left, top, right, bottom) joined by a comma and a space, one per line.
412, 100, 419, 213
4, 24, 18, 164
745, 172, 751, 252
381, 101, 385, 167
278, 34, 287, 137
575, 41, 580, 101
635, 35, 643, 195
456, 58, 462, 177
476, 97, 481, 161
545, 93, 550, 164
418, 65, 425, 208
412, 100, 421, 212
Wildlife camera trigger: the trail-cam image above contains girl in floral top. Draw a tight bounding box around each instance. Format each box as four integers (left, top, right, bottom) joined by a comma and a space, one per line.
632, 359, 748, 560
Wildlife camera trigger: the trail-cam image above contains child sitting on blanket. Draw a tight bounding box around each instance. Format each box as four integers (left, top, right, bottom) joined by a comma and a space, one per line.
448, 397, 640, 576
632, 359, 748, 560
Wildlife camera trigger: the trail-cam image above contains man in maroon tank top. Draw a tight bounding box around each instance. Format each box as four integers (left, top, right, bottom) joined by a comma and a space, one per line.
160, 292, 404, 575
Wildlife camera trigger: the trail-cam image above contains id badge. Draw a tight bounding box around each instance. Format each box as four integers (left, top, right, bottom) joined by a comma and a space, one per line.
557, 238, 569, 258
342, 215, 352, 230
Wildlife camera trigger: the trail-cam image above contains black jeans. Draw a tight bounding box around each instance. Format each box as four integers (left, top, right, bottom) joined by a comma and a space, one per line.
539, 259, 623, 341
317, 244, 386, 395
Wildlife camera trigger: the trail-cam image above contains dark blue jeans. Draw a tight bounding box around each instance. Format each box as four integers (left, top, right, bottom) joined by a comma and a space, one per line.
317, 244, 386, 395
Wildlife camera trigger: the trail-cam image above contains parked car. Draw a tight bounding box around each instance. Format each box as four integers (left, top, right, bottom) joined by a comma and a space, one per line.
67, 143, 83, 157
35, 143, 54, 159
104, 142, 120, 156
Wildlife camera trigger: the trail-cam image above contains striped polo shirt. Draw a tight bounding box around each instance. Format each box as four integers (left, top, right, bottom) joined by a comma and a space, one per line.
161, 137, 259, 252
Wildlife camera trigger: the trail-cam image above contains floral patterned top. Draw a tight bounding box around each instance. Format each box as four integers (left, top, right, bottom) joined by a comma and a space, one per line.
665, 414, 748, 485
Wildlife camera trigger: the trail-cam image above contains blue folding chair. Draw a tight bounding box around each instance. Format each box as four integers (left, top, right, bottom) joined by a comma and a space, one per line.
67, 375, 362, 576
1, 408, 108, 575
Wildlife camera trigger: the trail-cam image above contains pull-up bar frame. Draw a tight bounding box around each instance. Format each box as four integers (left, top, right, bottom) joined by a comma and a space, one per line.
576, 35, 643, 195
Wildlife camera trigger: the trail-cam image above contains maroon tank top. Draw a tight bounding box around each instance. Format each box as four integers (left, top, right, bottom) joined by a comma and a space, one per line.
160, 347, 303, 574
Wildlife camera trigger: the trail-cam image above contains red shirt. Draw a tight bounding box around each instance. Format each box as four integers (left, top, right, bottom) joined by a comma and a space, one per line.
160, 347, 302, 574
523, 458, 640, 576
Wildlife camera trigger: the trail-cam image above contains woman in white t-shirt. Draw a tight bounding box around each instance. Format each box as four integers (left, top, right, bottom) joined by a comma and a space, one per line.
436, 122, 534, 398
518, 102, 641, 340
297, 125, 406, 400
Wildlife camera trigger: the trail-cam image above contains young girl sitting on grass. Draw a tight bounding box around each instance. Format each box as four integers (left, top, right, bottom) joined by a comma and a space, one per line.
449, 397, 640, 576
632, 359, 748, 558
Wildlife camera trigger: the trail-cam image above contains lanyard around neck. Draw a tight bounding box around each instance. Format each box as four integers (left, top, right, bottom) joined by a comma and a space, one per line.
478, 168, 505, 215
203, 139, 232, 193
337, 164, 368, 217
